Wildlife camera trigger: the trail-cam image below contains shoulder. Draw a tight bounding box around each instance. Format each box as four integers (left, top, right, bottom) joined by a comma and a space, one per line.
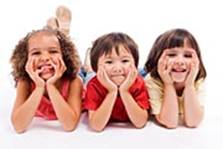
129, 75, 146, 92
144, 74, 163, 89
86, 76, 103, 88
133, 75, 145, 86
69, 75, 83, 88
15, 79, 32, 98
16, 79, 32, 90
195, 78, 206, 90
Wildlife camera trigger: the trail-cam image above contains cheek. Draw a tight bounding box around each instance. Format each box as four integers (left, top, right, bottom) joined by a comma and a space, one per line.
103, 65, 112, 74
185, 59, 192, 66
167, 57, 176, 63
124, 66, 132, 74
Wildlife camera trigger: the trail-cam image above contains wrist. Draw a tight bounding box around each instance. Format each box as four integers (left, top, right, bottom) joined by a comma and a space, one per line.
185, 84, 195, 90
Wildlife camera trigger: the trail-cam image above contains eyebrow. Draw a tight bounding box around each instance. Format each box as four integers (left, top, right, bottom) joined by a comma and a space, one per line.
28, 48, 39, 52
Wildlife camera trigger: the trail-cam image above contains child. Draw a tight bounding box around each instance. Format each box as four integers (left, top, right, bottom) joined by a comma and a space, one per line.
144, 28, 207, 128
10, 28, 82, 133
84, 32, 150, 132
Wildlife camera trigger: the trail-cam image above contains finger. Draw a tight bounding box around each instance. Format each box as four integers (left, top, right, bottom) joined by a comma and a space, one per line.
58, 57, 67, 72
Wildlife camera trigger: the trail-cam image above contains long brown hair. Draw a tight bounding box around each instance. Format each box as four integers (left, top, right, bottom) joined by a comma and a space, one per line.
144, 28, 206, 81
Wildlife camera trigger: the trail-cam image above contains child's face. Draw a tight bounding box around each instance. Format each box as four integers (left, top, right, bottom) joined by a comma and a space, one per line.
165, 46, 196, 83
27, 31, 62, 80
97, 45, 135, 86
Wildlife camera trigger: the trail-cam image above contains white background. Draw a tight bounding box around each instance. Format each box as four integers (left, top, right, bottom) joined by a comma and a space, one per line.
0, 0, 223, 149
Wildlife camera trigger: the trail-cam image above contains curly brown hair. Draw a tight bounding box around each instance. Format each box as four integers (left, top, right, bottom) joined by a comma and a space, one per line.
10, 28, 81, 84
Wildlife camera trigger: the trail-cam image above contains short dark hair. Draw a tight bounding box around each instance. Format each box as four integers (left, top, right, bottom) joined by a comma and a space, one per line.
144, 28, 207, 81
90, 32, 139, 72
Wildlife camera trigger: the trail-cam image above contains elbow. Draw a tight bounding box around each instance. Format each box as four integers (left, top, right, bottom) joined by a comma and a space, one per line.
163, 123, 178, 129
11, 115, 26, 134
89, 118, 105, 132
135, 122, 146, 129
185, 120, 201, 128
63, 125, 76, 132
62, 117, 79, 132
134, 113, 149, 128
63, 122, 77, 132
185, 112, 203, 128
156, 115, 177, 129
89, 122, 104, 132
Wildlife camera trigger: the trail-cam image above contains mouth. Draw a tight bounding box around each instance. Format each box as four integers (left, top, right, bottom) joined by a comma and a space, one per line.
38, 63, 54, 74
110, 75, 125, 85
171, 68, 187, 73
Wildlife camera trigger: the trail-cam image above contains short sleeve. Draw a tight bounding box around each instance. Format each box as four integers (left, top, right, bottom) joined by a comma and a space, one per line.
144, 74, 163, 115
83, 80, 102, 110
195, 79, 206, 106
131, 77, 150, 109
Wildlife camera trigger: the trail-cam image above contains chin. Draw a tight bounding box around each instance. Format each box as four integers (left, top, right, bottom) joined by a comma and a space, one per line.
40, 74, 54, 81
112, 79, 125, 86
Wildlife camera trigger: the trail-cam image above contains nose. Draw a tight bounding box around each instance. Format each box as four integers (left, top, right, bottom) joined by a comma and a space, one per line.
112, 63, 123, 73
175, 55, 185, 65
40, 52, 51, 62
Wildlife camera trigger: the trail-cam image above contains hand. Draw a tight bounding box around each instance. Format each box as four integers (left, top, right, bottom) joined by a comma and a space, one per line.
97, 65, 117, 92
25, 57, 45, 87
158, 50, 174, 85
185, 50, 199, 86
46, 56, 67, 85
119, 64, 138, 91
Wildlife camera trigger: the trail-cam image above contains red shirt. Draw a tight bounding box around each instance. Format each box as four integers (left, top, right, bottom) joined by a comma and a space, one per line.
31, 78, 70, 120
83, 75, 150, 122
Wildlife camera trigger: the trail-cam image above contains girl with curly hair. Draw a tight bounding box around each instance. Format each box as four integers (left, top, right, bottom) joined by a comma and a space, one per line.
10, 28, 82, 133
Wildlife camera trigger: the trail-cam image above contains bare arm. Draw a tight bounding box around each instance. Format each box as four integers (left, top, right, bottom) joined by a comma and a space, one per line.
119, 89, 148, 128
11, 80, 44, 133
183, 49, 204, 127
119, 66, 148, 128
156, 84, 178, 128
47, 76, 83, 131
183, 85, 204, 127
88, 91, 117, 132
155, 50, 178, 128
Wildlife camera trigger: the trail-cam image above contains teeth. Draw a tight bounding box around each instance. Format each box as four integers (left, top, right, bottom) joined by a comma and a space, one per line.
172, 69, 186, 72
38, 64, 52, 69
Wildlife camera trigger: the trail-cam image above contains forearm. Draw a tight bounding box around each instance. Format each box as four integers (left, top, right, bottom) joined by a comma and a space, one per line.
184, 85, 204, 127
119, 90, 148, 128
47, 85, 80, 131
157, 84, 178, 128
11, 87, 44, 133
89, 91, 117, 132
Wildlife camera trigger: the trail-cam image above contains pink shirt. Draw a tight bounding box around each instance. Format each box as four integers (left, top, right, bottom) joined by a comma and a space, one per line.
31, 78, 70, 120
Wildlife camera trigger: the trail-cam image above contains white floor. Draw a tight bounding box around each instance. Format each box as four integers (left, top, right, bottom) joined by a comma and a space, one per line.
0, 73, 223, 149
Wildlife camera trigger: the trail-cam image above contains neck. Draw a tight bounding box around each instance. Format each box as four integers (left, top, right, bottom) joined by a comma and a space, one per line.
174, 82, 185, 96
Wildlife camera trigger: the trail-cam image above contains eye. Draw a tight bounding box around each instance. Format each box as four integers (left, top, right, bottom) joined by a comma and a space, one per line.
184, 53, 192, 58
105, 60, 112, 64
122, 59, 130, 63
49, 49, 59, 54
167, 53, 176, 57
31, 51, 40, 56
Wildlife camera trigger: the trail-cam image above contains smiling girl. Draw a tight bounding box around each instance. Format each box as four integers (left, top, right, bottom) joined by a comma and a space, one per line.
10, 28, 82, 133
144, 28, 207, 128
